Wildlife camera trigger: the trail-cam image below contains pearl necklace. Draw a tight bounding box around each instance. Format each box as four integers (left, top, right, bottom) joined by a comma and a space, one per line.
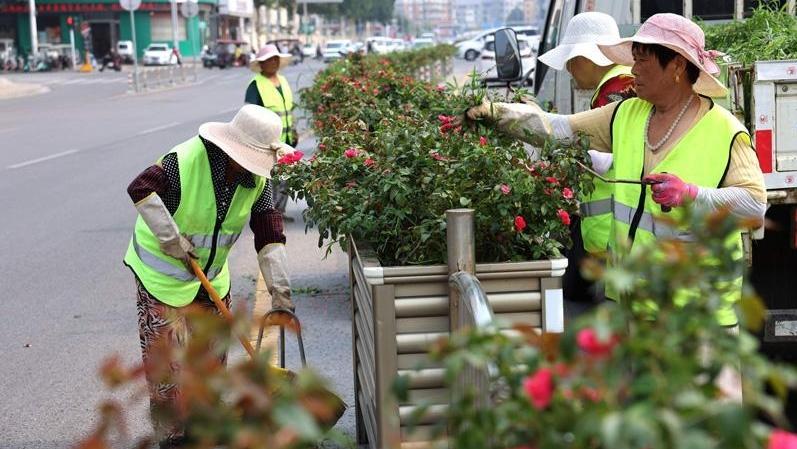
645, 95, 695, 152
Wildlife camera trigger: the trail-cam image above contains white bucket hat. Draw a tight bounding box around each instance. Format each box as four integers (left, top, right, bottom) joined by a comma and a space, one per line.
249, 44, 292, 73
598, 13, 727, 98
538, 12, 619, 70
199, 105, 295, 178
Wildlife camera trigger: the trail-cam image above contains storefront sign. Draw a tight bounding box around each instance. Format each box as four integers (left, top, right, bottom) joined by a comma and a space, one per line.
0, 2, 174, 13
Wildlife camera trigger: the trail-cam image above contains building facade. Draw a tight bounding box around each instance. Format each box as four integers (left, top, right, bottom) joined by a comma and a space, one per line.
394, 0, 454, 35
0, 0, 220, 58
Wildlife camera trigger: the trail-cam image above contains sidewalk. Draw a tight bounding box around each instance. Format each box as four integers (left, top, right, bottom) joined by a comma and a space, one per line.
0, 76, 49, 100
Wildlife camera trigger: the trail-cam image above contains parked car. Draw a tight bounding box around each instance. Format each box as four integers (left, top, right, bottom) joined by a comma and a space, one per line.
478, 34, 535, 86
142, 43, 175, 66
411, 38, 435, 49
117, 40, 134, 63
302, 43, 315, 58
322, 40, 351, 62
366, 37, 393, 54
457, 25, 540, 61
267, 39, 303, 63
202, 40, 249, 69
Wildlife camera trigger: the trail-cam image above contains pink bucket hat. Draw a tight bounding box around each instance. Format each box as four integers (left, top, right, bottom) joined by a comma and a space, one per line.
598, 13, 727, 98
249, 44, 292, 73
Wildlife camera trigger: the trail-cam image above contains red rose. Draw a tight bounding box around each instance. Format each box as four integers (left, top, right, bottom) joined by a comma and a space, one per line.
769, 430, 797, 449
318, 143, 326, 151
557, 209, 571, 226
344, 148, 358, 158
576, 328, 618, 358
364, 158, 375, 167
514, 216, 527, 232
562, 187, 574, 199
437, 114, 454, 124
277, 150, 303, 165
545, 176, 559, 185
500, 184, 511, 195
430, 151, 448, 162
479, 136, 488, 146
523, 368, 553, 410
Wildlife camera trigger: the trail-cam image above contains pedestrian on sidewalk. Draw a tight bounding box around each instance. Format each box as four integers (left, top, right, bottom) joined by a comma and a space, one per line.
536, 11, 636, 308
245, 44, 296, 220
123, 105, 296, 448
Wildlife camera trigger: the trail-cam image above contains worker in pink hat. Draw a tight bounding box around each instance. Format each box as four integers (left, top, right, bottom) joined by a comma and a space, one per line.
468, 13, 765, 327
245, 44, 296, 218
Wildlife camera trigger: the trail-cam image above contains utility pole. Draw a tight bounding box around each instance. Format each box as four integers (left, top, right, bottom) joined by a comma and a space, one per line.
171, 0, 180, 51
28, 0, 38, 57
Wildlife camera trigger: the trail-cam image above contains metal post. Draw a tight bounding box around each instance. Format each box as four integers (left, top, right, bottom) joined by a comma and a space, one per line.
302, 0, 308, 44
190, 16, 197, 82
446, 208, 475, 332
28, 0, 38, 59
130, 9, 140, 92
69, 28, 76, 69
170, 0, 180, 53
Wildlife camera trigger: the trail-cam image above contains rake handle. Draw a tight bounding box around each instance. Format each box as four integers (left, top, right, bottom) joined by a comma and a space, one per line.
189, 258, 256, 359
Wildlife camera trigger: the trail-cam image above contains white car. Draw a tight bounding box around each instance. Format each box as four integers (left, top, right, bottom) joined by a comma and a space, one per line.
117, 40, 134, 63
477, 34, 536, 86
367, 37, 393, 54
142, 43, 176, 66
301, 43, 316, 58
457, 25, 540, 61
322, 40, 351, 62
411, 38, 435, 49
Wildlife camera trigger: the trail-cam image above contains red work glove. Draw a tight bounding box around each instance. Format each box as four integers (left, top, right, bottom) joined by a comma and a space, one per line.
644, 173, 698, 208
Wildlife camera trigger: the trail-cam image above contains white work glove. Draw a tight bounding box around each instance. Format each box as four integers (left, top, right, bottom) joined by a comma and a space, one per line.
258, 243, 294, 311
467, 99, 552, 143
135, 192, 197, 271
588, 150, 613, 175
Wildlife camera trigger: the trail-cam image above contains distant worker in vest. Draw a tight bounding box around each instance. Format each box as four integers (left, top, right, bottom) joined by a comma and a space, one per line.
536, 11, 636, 307
245, 44, 296, 219
467, 13, 765, 327
124, 105, 296, 448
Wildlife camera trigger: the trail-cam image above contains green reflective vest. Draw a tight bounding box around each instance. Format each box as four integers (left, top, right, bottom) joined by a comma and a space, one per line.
607, 98, 748, 326
124, 137, 267, 307
253, 73, 294, 144
580, 65, 634, 254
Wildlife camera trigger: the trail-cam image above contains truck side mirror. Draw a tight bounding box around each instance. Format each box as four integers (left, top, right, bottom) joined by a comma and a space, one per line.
494, 28, 522, 81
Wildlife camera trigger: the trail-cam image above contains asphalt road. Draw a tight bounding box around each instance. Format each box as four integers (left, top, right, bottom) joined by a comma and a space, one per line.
0, 60, 354, 449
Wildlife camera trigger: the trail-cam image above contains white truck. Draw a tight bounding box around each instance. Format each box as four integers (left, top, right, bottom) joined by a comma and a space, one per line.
536, 0, 797, 390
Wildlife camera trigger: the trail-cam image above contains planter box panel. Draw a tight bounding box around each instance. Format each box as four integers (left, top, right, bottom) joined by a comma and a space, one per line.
397, 316, 450, 334
403, 388, 449, 406
479, 277, 540, 293
399, 404, 448, 424
495, 311, 542, 328
356, 338, 376, 398
401, 424, 444, 442
489, 291, 542, 312
395, 296, 449, 317
395, 282, 449, 298
399, 367, 446, 389
397, 332, 448, 354
358, 389, 378, 446
398, 353, 440, 370
354, 289, 375, 343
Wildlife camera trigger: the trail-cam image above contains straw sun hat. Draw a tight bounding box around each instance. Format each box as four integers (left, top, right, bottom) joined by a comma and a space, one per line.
249, 44, 292, 73
537, 12, 620, 70
598, 13, 727, 98
199, 105, 295, 178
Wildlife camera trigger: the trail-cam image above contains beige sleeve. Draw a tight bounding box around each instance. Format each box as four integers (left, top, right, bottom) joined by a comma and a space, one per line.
567, 102, 619, 153
720, 134, 767, 204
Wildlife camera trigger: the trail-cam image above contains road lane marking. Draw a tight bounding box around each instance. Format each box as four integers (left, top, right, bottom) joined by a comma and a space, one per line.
7, 149, 79, 169
136, 121, 181, 136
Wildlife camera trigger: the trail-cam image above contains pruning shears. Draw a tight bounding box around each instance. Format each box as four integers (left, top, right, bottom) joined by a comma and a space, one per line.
574, 160, 671, 213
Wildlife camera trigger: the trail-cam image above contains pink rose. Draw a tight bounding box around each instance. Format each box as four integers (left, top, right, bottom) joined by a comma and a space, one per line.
523, 368, 553, 410
430, 151, 448, 162
318, 143, 326, 151
436, 84, 446, 92
545, 176, 559, 185
514, 216, 527, 232
576, 328, 619, 358
437, 114, 454, 124
769, 430, 797, 449
479, 136, 488, 146
364, 158, 375, 167
557, 209, 571, 226
500, 184, 511, 195
562, 187, 574, 199
277, 150, 304, 165
344, 148, 358, 158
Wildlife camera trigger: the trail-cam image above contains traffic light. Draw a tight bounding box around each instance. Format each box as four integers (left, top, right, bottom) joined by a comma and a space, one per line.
66, 16, 74, 27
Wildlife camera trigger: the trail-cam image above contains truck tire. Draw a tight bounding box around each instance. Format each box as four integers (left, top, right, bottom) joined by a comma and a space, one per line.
465, 49, 478, 61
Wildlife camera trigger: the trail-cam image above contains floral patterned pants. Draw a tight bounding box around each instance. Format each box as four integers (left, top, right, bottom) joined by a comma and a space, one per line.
135, 278, 231, 442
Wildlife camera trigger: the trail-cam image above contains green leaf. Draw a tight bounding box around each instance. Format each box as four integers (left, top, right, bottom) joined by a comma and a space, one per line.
272, 404, 322, 439
459, 197, 471, 207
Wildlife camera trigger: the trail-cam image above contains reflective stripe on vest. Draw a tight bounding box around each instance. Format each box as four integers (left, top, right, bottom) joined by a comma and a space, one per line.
124, 137, 266, 306
608, 97, 749, 325
253, 73, 293, 144
579, 65, 633, 254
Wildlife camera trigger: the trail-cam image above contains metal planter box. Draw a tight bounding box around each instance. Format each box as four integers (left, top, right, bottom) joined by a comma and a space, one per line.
349, 239, 566, 449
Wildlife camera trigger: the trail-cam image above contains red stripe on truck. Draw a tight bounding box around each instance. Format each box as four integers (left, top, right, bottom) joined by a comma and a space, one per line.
755, 129, 773, 173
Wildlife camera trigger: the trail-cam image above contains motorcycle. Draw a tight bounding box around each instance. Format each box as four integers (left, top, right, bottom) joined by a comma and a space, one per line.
99, 53, 122, 72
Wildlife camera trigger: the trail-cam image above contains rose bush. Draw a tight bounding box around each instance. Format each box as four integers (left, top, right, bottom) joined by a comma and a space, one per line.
423, 208, 797, 449
275, 48, 593, 265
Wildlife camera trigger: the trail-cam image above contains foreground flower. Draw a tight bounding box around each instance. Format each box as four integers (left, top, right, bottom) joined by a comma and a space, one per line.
277, 150, 304, 165
769, 430, 797, 449
514, 216, 527, 232
545, 176, 559, 185
479, 136, 488, 146
364, 158, 375, 167
430, 151, 449, 162
523, 368, 553, 410
557, 209, 571, 226
500, 184, 511, 195
344, 148, 358, 158
562, 187, 574, 199
576, 328, 618, 358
